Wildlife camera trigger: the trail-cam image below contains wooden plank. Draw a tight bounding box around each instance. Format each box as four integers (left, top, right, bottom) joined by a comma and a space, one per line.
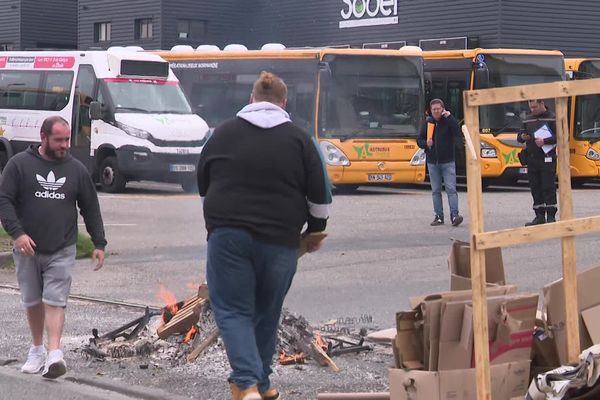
556, 96, 580, 362
317, 393, 389, 400
311, 341, 340, 372
473, 215, 600, 250
187, 329, 219, 363
463, 101, 492, 400
465, 78, 600, 106
157, 296, 206, 339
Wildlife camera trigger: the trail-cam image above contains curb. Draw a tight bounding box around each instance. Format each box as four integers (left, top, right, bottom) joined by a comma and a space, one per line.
0, 364, 191, 400
66, 375, 192, 400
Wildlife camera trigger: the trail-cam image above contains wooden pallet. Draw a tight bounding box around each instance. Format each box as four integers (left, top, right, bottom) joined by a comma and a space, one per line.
157, 295, 207, 339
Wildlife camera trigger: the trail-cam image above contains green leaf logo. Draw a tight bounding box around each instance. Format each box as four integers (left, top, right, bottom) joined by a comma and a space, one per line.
355, 1, 364, 13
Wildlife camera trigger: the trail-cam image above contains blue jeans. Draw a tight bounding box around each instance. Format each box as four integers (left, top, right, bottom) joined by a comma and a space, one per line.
428, 161, 459, 219
207, 227, 297, 392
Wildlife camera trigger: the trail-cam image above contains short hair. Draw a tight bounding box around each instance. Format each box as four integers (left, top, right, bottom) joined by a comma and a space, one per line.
252, 71, 288, 104
528, 99, 544, 104
40, 116, 69, 136
430, 98, 445, 108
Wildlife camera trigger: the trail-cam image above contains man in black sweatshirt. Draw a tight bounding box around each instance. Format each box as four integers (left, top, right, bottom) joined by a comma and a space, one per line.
517, 99, 558, 225
0, 116, 106, 380
417, 99, 463, 227
197, 71, 331, 400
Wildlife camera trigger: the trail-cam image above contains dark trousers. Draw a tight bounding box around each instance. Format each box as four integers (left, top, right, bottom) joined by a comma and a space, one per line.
207, 227, 297, 392
527, 156, 557, 210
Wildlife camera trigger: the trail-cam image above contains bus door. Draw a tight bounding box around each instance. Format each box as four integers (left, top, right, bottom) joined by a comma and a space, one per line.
71, 64, 97, 172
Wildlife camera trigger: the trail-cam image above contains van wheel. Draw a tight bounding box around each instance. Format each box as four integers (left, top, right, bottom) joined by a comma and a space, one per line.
0, 151, 7, 175
100, 156, 126, 193
181, 178, 198, 193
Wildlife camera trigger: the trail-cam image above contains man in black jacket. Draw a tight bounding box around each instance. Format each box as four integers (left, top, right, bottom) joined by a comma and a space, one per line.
417, 99, 463, 226
518, 99, 558, 225
197, 71, 331, 400
0, 116, 106, 379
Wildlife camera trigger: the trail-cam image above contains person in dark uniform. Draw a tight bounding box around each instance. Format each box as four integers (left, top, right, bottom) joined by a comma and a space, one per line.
518, 99, 557, 226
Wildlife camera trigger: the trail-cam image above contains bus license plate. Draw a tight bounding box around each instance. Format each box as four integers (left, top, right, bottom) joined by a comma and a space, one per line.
368, 173, 392, 181
519, 167, 528, 174
169, 164, 195, 172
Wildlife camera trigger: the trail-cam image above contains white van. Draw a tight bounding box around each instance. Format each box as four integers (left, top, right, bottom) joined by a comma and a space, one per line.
0, 50, 209, 192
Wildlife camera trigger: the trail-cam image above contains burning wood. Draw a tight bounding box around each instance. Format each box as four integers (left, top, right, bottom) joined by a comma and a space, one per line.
279, 351, 305, 365
157, 294, 207, 339
183, 325, 199, 344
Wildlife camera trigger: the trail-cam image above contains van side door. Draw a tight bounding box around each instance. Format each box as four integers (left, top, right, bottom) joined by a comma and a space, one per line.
71, 64, 98, 172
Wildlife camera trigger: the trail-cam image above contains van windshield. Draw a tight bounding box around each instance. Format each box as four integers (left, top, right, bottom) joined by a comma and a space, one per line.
104, 79, 192, 114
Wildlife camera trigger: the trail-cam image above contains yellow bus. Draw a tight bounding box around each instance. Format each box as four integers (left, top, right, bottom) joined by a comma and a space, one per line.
564, 58, 600, 186
156, 46, 427, 191
423, 48, 565, 185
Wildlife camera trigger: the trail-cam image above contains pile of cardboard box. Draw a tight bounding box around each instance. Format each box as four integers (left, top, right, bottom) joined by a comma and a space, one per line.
388, 239, 600, 400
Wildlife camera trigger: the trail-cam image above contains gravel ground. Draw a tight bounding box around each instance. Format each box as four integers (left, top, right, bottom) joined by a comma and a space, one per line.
0, 288, 393, 399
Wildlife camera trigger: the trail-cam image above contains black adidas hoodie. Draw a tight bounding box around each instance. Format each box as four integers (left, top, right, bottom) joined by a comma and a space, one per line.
0, 145, 107, 254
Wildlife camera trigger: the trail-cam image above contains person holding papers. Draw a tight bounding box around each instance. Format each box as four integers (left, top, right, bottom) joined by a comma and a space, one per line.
518, 99, 558, 225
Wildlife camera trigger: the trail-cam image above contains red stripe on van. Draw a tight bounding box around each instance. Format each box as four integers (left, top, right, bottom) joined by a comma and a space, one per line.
33, 56, 75, 69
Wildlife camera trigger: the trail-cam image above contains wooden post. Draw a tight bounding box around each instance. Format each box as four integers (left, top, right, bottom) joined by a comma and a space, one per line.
463, 100, 492, 400
555, 97, 580, 362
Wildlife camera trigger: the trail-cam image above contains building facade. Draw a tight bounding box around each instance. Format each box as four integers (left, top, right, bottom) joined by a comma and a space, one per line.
0, 0, 77, 50
0, 0, 599, 56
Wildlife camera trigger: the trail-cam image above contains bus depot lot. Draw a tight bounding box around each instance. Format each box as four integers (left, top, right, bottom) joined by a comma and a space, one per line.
1, 182, 600, 399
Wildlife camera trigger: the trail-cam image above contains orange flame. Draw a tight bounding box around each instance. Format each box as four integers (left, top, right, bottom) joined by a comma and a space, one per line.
279, 351, 305, 365
315, 332, 328, 352
183, 325, 199, 344
157, 285, 179, 323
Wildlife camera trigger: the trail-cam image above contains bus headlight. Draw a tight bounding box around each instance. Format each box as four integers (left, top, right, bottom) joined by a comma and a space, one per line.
319, 141, 350, 166
586, 148, 600, 161
480, 141, 497, 158
410, 148, 426, 166
117, 121, 152, 140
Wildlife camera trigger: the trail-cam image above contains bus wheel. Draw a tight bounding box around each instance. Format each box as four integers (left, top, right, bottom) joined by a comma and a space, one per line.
181, 178, 198, 193
334, 184, 359, 194
571, 178, 588, 189
100, 156, 126, 193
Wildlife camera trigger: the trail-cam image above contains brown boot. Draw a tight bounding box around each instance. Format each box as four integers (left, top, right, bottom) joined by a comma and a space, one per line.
261, 388, 280, 400
229, 383, 261, 400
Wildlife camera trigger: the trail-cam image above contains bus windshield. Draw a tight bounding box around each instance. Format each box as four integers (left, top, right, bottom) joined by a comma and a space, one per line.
474, 54, 564, 135
104, 79, 192, 114
318, 55, 423, 140
575, 61, 600, 142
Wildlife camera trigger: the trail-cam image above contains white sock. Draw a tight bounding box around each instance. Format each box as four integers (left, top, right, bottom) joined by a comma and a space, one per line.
31, 345, 46, 353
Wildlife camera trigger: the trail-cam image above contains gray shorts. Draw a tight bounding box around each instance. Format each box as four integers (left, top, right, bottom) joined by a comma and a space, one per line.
14, 244, 76, 308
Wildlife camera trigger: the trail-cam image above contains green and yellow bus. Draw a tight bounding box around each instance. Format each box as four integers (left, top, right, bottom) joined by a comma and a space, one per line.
565, 58, 600, 186
157, 46, 427, 190
424, 48, 565, 185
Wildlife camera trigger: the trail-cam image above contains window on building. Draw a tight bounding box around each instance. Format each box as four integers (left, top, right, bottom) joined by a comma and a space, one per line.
94, 22, 111, 42
176, 19, 205, 40
135, 18, 153, 40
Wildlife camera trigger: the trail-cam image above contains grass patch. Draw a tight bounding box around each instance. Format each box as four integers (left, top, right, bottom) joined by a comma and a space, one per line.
0, 227, 94, 259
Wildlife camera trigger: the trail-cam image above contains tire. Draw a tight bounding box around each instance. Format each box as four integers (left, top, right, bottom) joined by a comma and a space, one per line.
181, 178, 198, 193
334, 184, 359, 194
99, 156, 127, 193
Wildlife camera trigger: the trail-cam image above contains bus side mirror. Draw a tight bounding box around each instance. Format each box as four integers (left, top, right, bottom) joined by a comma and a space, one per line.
474, 67, 489, 89
90, 101, 103, 120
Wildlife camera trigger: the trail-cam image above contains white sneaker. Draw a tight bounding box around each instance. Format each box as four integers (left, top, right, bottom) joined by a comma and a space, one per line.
21, 345, 47, 374
42, 349, 67, 379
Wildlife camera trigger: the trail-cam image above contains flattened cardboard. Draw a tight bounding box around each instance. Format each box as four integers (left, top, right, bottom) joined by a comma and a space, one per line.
395, 310, 423, 369
389, 360, 531, 400
448, 239, 505, 291
582, 304, 600, 344
543, 264, 600, 364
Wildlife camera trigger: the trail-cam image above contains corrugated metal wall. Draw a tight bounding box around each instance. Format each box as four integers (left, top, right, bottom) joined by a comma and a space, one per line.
21, 0, 77, 49
161, 0, 247, 50
78, 0, 162, 50
499, 0, 600, 57
0, 2, 22, 50
244, 0, 502, 49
